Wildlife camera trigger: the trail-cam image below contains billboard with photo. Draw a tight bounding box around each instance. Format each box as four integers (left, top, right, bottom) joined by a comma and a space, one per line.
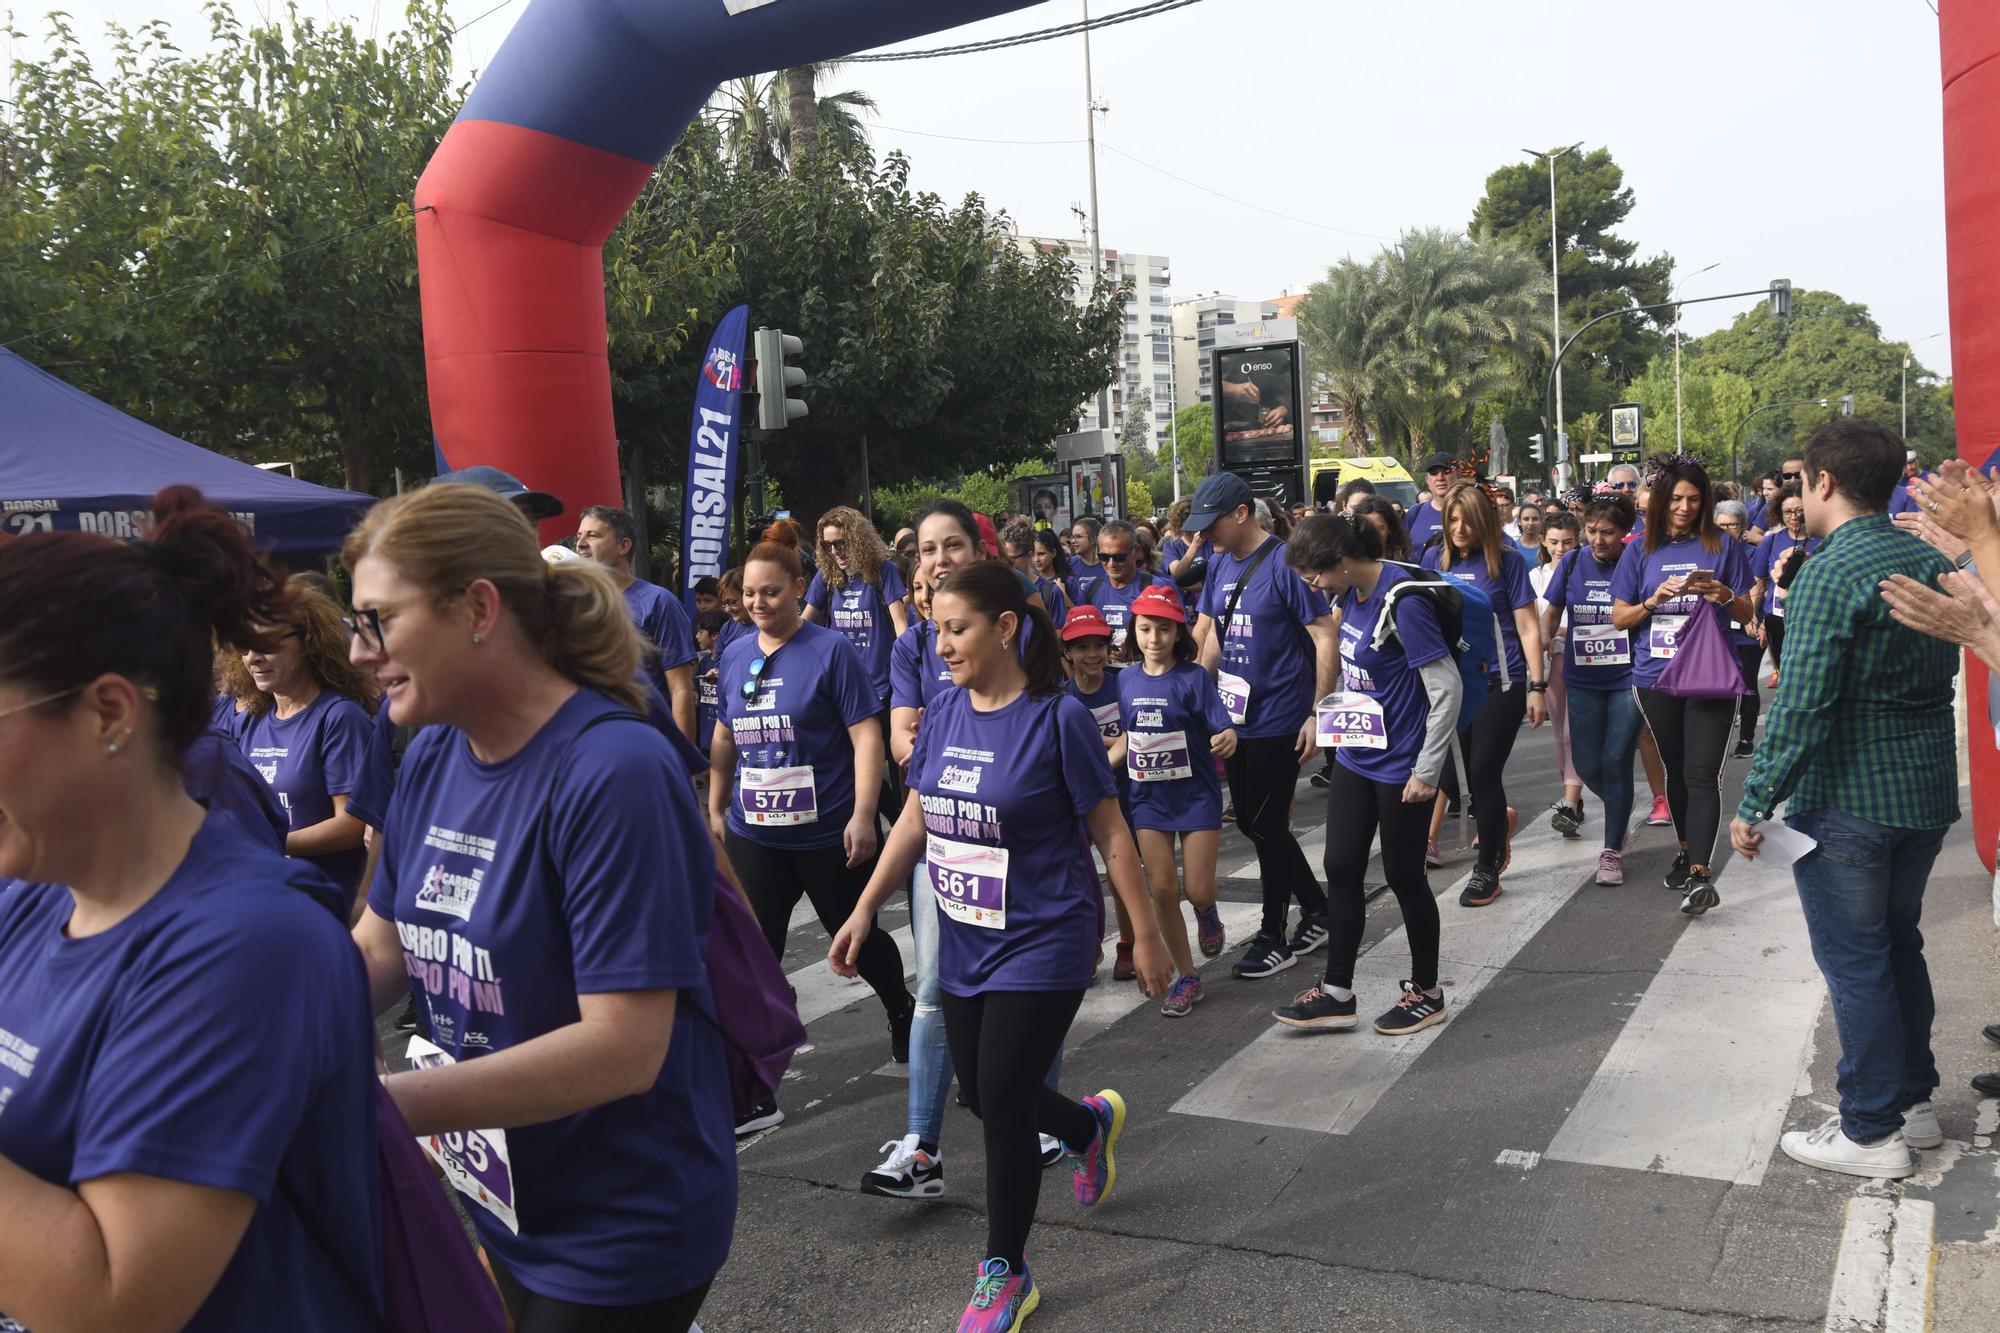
1213, 342, 1303, 469
1017, 473, 1070, 533
1067, 454, 1126, 522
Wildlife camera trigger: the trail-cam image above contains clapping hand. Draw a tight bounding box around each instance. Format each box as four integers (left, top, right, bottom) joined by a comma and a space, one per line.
1880, 569, 2000, 672
1907, 463, 2000, 545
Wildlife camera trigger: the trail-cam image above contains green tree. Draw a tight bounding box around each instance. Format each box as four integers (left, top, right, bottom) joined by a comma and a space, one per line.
1, 1, 464, 491
707, 63, 877, 174
1296, 257, 1389, 455
1686, 288, 1954, 470
1619, 357, 1756, 475
1118, 389, 1153, 455
1470, 146, 1674, 430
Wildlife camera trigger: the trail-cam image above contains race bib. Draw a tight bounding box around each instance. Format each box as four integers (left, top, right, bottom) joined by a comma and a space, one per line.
1089, 701, 1121, 739
1216, 670, 1252, 726
1315, 691, 1387, 750
698, 674, 719, 710
928, 833, 1010, 929
1571, 623, 1632, 667
739, 764, 818, 825
1127, 729, 1193, 782
1648, 614, 1689, 660
406, 1036, 519, 1234
1773, 585, 1787, 618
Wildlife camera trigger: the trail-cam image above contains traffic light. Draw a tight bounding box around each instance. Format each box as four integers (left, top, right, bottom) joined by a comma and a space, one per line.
1528, 432, 1546, 464
753, 327, 808, 431
1769, 279, 1793, 318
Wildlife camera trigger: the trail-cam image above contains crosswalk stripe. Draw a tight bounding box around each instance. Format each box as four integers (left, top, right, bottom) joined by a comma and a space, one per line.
1171, 818, 1591, 1134
787, 926, 915, 1027
1542, 844, 1823, 1185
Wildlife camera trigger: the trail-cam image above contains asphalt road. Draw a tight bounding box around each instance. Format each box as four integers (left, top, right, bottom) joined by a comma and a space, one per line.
699, 694, 2000, 1333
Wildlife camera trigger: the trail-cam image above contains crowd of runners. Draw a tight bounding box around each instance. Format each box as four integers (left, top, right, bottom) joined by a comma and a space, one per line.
0, 415, 1989, 1332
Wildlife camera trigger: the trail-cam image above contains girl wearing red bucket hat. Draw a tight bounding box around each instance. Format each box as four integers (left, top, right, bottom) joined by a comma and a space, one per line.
1113, 583, 1237, 1015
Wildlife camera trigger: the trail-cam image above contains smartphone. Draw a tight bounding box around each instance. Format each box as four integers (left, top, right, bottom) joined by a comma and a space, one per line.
1688, 569, 1715, 583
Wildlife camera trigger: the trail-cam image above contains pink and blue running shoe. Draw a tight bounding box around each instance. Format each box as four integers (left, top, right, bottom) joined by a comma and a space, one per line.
1067, 1089, 1126, 1208
958, 1257, 1038, 1331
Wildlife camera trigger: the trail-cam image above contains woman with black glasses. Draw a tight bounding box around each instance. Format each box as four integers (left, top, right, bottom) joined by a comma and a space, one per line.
709, 528, 914, 1131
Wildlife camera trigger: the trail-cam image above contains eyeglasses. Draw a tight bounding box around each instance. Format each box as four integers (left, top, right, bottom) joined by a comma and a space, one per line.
0, 684, 83, 721
1782, 508, 1805, 520
1097, 548, 1133, 563
741, 653, 774, 701
342, 608, 387, 653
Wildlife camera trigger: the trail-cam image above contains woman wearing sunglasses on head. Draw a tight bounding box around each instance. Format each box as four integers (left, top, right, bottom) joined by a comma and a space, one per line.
710, 526, 915, 1135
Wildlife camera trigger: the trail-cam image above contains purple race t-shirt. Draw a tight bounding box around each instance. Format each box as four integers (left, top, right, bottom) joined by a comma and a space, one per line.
1334, 564, 1451, 785
623, 579, 698, 673
717, 616, 755, 659
1117, 661, 1232, 832
369, 690, 734, 1305
806, 562, 908, 703
1888, 482, 1919, 515
696, 648, 720, 758
718, 620, 881, 850
0, 816, 381, 1332
344, 704, 399, 832
1066, 667, 1129, 818
1423, 543, 1535, 682
235, 691, 372, 888
1610, 532, 1753, 690
889, 620, 953, 712
1544, 548, 1633, 691
182, 729, 289, 852
1405, 499, 1444, 551
1752, 529, 1818, 617
1196, 535, 1331, 739
909, 690, 1117, 993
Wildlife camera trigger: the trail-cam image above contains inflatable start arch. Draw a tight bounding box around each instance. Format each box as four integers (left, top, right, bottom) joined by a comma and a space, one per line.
413, 0, 1039, 532
1942, 0, 2000, 870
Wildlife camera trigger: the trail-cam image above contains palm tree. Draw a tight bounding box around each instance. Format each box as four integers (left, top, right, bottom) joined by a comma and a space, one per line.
707, 63, 877, 174
1297, 258, 1390, 455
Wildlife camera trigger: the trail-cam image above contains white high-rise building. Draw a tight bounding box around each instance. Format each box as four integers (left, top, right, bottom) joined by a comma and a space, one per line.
1170, 295, 1281, 422
1014, 234, 1177, 450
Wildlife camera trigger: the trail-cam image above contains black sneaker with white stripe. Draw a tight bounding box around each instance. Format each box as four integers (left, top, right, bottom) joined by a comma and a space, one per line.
1372, 981, 1448, 1035
1271, 983, 1357, 1031
1288, 915, 1330, 956
860, 1134, 944, 1199
1230, 931, 1296, 979
1663, 852, 1691, 893
735, 1099, 784, 1138
1679, 869, 1721, 917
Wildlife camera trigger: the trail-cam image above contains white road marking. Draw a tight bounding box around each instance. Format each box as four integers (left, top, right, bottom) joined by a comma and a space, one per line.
1821, 1194, 1935, 1333
1542, 845, 1822, 1184
1495, 1149, 1541, 1171
785, 925, 915, 1027
1173, 821, 1588, 1134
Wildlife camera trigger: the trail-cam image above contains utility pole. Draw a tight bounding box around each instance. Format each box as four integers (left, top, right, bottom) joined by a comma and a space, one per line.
1083, 1, 1109, 430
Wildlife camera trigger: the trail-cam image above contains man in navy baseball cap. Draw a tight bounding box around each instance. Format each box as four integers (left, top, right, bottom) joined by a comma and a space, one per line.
435, 464, 564, 520
1179, 470, 1255, 534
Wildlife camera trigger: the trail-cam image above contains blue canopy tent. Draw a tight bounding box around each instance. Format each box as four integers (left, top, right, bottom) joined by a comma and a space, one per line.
0, 348, 375, 559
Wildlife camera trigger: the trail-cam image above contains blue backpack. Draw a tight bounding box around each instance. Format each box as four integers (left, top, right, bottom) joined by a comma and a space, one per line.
1370, 562, 1504, 732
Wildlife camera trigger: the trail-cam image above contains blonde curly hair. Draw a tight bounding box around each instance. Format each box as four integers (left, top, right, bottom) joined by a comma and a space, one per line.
814, 506, 889, 589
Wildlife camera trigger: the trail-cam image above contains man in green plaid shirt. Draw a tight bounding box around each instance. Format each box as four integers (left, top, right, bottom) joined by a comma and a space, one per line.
1730, 419, 1959, 1181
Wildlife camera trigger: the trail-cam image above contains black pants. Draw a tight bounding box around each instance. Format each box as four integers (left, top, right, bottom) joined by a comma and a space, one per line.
1635, 687, 1736, 869
727, 831, 909, 1016
1436, 680, 1529, 872
494, 1264, 711, 1333
941, 988, 1097, 1272
1733, 642, 1763, 740
874, 707, 902, 813
1322, 760, 1439, 990
1223, 731, 1327, 937
1766, 617, 1787, 673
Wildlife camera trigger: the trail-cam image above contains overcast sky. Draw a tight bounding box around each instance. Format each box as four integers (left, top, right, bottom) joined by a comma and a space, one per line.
9, 0, 1957, 375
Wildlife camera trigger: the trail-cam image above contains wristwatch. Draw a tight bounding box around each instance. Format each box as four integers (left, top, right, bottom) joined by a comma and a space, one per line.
1527, 679, 1549, 694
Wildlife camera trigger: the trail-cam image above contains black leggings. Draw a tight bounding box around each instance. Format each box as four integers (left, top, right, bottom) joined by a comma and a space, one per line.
1766, 617, 1786, 673
493, 1264, 710, 1333
1733, 642, 1763, 740
727, 831, 909, 1015
941, 988, 1097, 1271
1223, 732, 1327, 937
1436, 680, 1529, 872
1635, 687, 1736, 869
1321, 760, 1439, 990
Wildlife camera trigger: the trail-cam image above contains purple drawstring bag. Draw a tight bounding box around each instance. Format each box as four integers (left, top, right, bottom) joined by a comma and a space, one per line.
1655, 603, 1751, 699
699, 870, 808, 1116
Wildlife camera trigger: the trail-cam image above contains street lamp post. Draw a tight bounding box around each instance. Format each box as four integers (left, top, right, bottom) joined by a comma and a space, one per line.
1524, 143, 1583, 468
1730, 395, 1851, 489
1900, 331, 1945, 440
1672, 262, 1720, 450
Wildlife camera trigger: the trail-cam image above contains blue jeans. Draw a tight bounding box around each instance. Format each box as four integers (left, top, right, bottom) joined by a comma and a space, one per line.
1789, 808, 1948, 1143
907, 866, 1061, 1144
1564, 685, 1642, 852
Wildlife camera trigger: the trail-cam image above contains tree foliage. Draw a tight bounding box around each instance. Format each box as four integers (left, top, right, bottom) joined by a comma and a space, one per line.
1470, 146, 1673, 432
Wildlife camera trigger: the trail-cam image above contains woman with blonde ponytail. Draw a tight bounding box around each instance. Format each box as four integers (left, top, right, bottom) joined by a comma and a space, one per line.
342, 483, 734, 1330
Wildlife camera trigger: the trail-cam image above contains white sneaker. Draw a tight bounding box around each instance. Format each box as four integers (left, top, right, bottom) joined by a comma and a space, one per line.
1902, 1100, 1944, 1149
860, 1133, 945, 1198
1780, 1115, 1914, 1179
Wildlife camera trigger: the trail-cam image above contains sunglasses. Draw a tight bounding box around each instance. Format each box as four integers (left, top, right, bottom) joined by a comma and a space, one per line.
1609, 480, 1639, 491
1097, 548, 1133, 563
824, 540, 848, 555
1781, 471, 1802, 481
741, 653, 774, 701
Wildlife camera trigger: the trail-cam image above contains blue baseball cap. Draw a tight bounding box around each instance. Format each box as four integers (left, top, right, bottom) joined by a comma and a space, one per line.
1180, 471, 1255, 534
435, 464, 564, 520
